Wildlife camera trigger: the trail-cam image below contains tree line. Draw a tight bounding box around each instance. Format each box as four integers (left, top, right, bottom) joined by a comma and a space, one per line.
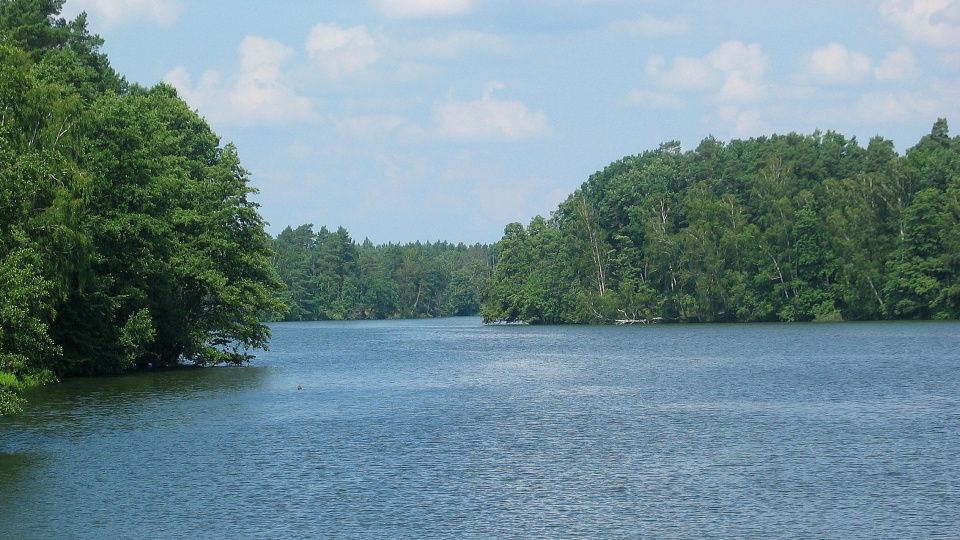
482, 121, 960, 324
0, 0, 283, 414
270, 224, 492, 321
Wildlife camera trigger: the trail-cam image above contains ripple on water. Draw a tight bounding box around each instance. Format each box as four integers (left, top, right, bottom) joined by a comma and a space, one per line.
1, 319, 958, 539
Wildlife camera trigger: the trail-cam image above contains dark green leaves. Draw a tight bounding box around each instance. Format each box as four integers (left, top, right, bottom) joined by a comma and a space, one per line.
272, 225, 491, 322
1, 3, 285, 413
484, 124, 960, 325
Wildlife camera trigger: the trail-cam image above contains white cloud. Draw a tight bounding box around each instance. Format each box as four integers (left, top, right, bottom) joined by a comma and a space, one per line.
164, 65, 217, 109
718, 71, 766, 102
707, 41, 767, 80
646, 55, 716, 90
804, 44, 920, 85
807, 43, 874, 85
636, 42, 771, 138
373, 0, 474, 18
645, 41, 768, 102
880, 0, 960, 48
69, 0, 182, 27
305, 23, 380, 79
851, 91, 942, 122
849, 78, 959, 124
231, 37, 313, 122
707, 41, 769, 102
875, 47, 921, 81
783, 76, 959, 133
164, 36, 313, 126
435, 83, 547, 141
715, 106, 769, 138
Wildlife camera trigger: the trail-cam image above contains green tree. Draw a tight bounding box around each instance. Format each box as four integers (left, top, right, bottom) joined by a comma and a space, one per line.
0, 41, 85, 411
0, 248, 58, 414
882, 188, 946, 318
482, 222, 531, 323
51, 84, 284, 372
483, 124, 959, 325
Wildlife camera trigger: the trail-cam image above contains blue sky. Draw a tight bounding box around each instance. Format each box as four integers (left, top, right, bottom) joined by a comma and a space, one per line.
62, 0, 960, 245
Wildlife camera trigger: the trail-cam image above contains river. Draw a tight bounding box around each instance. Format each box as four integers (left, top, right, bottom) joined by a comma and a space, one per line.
1, 318, 958, 539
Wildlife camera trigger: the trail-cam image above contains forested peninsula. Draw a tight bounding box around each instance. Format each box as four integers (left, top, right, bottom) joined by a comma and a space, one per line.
482, 123, 960, 325
0, 1, 284, 414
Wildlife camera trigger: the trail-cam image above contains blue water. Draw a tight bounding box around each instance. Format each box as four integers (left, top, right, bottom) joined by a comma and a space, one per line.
1, 318, 958, 538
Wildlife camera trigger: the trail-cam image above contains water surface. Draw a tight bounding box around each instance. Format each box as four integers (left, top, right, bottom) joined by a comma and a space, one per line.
2, 319, 958, 538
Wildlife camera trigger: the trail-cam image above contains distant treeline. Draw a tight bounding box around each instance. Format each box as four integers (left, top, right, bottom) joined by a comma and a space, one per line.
483, 121, 960, 324
270, 225, 493, 321
0, 1, 283, 414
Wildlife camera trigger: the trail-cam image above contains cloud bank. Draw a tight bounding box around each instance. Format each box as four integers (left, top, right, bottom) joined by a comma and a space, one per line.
165, 36, 313, 126
435, 84, 548, 141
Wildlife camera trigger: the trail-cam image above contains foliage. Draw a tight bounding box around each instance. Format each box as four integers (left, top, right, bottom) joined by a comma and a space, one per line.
270, 225, 492, 321
483, 123, 960, 324
0, 0, 283, 413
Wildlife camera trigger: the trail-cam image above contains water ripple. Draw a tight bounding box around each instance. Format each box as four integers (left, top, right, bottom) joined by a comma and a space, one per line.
1, 319, 958, 539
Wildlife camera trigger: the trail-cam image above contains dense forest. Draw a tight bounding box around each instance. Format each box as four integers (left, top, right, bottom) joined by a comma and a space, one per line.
483, 122, 960, 324
270, 225, 492, 321
0, 0, 283, 414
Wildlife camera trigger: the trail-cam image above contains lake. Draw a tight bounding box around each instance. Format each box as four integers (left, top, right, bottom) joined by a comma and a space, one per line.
1, 318, 958, 539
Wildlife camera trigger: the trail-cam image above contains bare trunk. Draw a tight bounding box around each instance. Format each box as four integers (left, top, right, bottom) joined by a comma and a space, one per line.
763, 245, 789, 299
867, 275, 884, 306
576, 194, 607, 297
412, 282, 422, 309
